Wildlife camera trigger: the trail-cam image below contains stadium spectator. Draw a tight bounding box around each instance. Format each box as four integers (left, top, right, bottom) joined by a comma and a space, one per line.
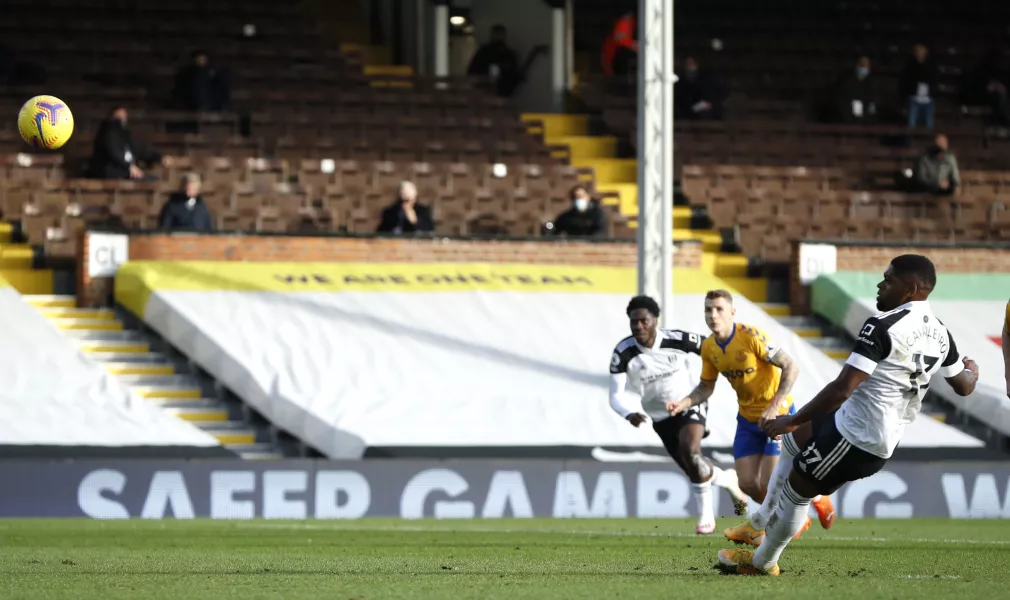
832, 56, 881, 123
550, 184, 607, 237
675, 57, 727, 121
86, 107, 170, 180
173, 50, 232, 112
377, 181, 434, 234
467, 25, 521, 98
900, 44, 939, 129
913, 134, 961, 196
601, 12, 637, 77
158, 173, 214, 232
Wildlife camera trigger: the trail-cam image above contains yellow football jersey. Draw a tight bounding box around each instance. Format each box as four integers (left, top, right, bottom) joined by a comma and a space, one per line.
701, 323, 793, 422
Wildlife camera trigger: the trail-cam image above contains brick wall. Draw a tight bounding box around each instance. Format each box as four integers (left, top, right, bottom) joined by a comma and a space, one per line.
79, 233, 703, 307
789, 241, 1010, 315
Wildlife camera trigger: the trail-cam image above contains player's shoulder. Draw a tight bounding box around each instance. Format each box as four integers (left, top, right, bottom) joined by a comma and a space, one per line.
610, 335, 642, 373
736, 322, 770, 343
658, 328, 705, 351
612, 335, 639, 355
866, 304, 917, 334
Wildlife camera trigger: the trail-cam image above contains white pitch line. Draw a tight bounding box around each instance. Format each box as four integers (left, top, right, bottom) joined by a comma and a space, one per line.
236, 522, 1010, 545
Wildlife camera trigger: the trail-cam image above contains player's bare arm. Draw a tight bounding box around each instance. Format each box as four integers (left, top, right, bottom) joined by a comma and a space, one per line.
759, 349, 799, 427
668, 378, 715, 415
945, 356, 979, 397
764, 366, 869, 438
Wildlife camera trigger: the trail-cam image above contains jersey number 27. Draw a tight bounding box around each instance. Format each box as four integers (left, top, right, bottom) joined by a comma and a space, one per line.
908, 352, 939, 396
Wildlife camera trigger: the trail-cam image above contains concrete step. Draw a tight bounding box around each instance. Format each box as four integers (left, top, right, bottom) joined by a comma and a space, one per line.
118, 374, 199, 387
200, 422, 258, 446
104, 362, 175, 376
23, 294, 75, 308
130, 385, 202, 400
714, 253, 749, 278
165, 406, 229, 422
775, 316, 823, 338
146, 396, 223, 407
39, 308, 116, 320
229, 443, 285, 460
78, 340, 150, 354
63, 329, 145, 341
547, 135, 617, 160
572, 158, 638, 185
520, 113, 588, 138
758, 303, 791, 317
720, 277, 768, 304
87, 351, 169, 363
51, 318, 124, 331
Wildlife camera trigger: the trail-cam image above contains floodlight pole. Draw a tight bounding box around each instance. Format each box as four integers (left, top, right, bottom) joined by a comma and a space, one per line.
636, 0, 675, 328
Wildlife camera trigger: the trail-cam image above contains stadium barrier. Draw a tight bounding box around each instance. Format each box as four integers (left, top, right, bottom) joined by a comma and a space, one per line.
2, 459, 1010, 519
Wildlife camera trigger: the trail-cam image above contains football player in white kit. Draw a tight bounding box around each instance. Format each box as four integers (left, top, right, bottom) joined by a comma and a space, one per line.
717, 254, 979, 575
609, 295, 749, 534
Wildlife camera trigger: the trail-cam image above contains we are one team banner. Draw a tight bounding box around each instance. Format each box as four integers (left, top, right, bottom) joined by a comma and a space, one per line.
3, 460, 1010, 519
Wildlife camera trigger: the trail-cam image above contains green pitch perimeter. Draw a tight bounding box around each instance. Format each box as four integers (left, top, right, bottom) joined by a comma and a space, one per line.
2, 518, 1007, 599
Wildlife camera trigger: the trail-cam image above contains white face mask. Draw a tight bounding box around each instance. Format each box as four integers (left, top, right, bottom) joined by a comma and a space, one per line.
574, 198, 589, 212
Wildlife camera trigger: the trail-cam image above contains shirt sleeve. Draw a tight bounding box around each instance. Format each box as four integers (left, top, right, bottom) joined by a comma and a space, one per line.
845, 317, 892, 375
748, 327, 780, 362
700, 344, 718, 382
940, 330, 963, 378
608, 373, 637, 418
610, 348, 627, 375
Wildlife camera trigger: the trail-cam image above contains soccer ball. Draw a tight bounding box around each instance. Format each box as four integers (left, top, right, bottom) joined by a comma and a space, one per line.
17, 95, 74, 150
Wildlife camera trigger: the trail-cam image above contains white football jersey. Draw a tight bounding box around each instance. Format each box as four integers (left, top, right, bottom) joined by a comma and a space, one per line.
839, 300, 963, 458
608, 329, 705, 421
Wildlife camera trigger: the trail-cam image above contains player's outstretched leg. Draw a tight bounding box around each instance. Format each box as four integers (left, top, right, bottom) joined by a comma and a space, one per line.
718, 478, 810, 576
676, 422, 749, 534
725, 432, 810, 546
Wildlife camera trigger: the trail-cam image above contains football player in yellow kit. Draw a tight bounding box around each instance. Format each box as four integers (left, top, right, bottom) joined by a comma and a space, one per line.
670, 290, 834, 543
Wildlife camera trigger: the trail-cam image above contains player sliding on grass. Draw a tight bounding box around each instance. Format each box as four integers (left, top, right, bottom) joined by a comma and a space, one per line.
669, 290, 835, 544
609, 295, 749, 535
717, 255, 979, 576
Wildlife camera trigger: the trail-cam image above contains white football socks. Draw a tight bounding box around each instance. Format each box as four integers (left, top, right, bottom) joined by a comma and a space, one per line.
753, 480, 811, 570
750, 434, 798, 530
692, 464, 726, 526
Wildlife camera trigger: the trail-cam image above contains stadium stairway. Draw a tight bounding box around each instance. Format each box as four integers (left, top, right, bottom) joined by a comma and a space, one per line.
521, 113, 768, 302
21, 294, 284, 460
0, 223, 53, 295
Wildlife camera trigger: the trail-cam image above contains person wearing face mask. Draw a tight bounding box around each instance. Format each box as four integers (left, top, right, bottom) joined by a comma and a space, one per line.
674, 56, 727, 121
86, 107, 171, 180
831, 55, 880, 124
550, 185, 608, 237
913, 134, 961, 197
377, 181, 434, 235
158, 173, 214, 232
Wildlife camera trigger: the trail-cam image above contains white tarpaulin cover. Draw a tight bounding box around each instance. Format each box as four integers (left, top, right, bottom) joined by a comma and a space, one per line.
117, 261, 983, 459
0, 283, 221, 448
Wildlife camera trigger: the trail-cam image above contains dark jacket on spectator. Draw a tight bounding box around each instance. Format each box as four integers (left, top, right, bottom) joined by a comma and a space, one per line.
899, 59, 939, 99
833, 70, 881, 123
552, 202, 608, 237
377, 201, 434, 234
87, 118, 161, 180
674, 70, 728, 120
467, 42, 521, 97
158, 193, 214, 231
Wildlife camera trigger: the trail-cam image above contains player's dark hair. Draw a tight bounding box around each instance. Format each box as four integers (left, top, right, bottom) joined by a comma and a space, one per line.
627, 295, 660, 318
705, 289, 734, 304
891, 254, 937, 289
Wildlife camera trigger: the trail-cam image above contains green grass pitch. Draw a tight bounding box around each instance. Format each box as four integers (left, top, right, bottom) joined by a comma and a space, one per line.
1, 518, 1007, 599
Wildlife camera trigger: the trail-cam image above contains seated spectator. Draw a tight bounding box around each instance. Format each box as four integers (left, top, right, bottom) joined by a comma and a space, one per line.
86, 107, 170, 180
900, 44, 938, 129
377, 181, 434, 234
602, 11, 637, 77
674, 57, 727, 121
913, 134, 960, 196
832, 56, 881, 123
158, 173, 214, 232
550, 185, 607, 237
467, 25, 521, 98
173, 50, 232, 112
